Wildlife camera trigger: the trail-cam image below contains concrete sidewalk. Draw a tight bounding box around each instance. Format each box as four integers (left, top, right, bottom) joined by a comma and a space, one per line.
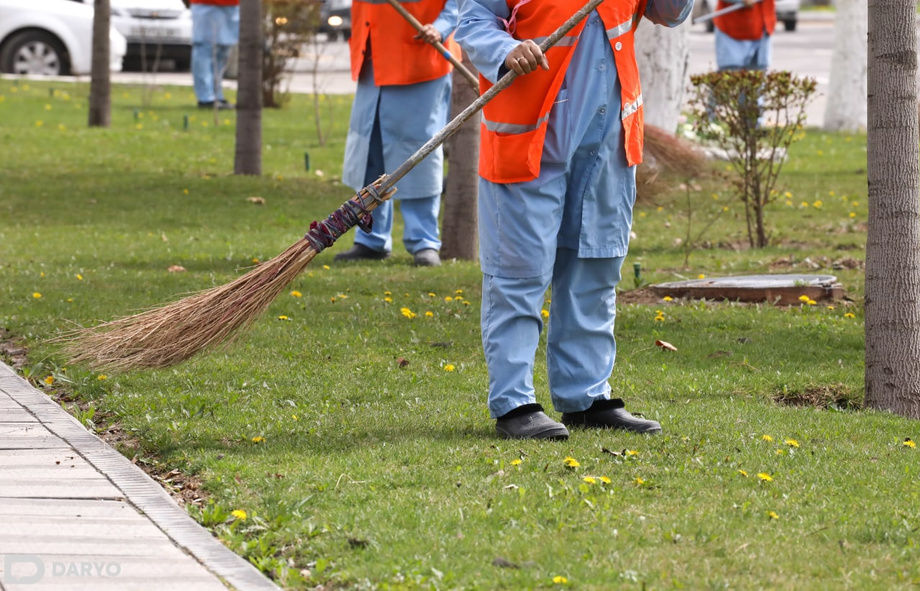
0, 361, 280, 591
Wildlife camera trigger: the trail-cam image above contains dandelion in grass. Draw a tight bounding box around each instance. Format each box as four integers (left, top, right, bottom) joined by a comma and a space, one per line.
634, 477, 645, 486
400, 307, 417, 319
849, 212, 856, 218
757, 473, 773, 482
463, 301, 471, 306
599, 476, 611, 484
76, 274, 83, 281
97, 375, 107, 381
252, 258, 259, 264
44, 376, 54, 385
510, 459, 523, 466
384, 296, 393, 303
654, 311, 665, 322
444, 364, 455, 372
904, 438, 916, 448
322, 265, 330, 270
738, 470, 748, 477
768, 511, 779, 520
277, 315, 289, 321
785, 439, 799, 448
626, 450, 639, 457
827, 305, 835, 310
798, 295, 810, 303
541, 309, 550, 319
553, 576, 568, 585
775, 449, 784, 456
251, 436, 264, 443
183, 189, 189, 195
784, 191, 792, 198
564, 457, 580, 468
428, 292, 436, 297
32, 292, 42, 299
697, 274, 705, 279
583, 476, 596, 484
445, 296, 453, 302
290, 290, 302, 298
813, 200, 823, 208
35, 120, 43, 127
762, 434, 773, 442
844, 313, 855, 319
231, 509, 247, 521
455, 290, 464, 295
425, 311, 434, 318
663, 296, 673, 302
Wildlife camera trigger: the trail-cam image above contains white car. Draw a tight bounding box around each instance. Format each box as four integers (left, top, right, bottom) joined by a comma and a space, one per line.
0, 0, 126, 75
76, 0, 192, 71
694, 0, 800, 33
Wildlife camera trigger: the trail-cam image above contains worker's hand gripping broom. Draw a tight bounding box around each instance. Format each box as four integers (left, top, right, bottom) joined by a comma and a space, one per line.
60, 0, 606, 373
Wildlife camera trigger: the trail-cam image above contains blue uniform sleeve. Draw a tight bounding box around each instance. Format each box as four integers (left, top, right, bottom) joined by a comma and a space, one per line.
455, 0, 521, 84
644, 0, 693, 27
433, 0, 460, 41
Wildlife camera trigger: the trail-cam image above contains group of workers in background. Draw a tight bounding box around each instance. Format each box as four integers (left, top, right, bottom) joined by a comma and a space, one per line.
192, 0, 776, 440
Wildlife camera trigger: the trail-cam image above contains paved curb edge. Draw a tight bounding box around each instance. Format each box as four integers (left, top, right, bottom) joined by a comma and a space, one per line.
0, 361, 281, 591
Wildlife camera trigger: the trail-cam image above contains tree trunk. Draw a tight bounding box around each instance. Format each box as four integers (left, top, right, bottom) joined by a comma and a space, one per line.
865, 0, 920, 419
824, 0, 868, 131
234, 0, 262, 175
88, 0, 111, 128
440, 51, 479, 261
634, 17, 690, 133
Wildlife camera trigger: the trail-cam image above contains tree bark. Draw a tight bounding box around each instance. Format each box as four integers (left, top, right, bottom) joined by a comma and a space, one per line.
440, 51, 479, 261
88, 0, 111, 128
824, 0, 868, 131
865, 0, 920, 419
634, 17, 690, 133
234, 0, 263, 175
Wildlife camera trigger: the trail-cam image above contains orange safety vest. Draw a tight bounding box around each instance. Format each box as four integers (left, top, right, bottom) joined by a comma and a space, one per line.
350, 0, 461, 86
713, 0, 776, 41
478, 0, 648, 184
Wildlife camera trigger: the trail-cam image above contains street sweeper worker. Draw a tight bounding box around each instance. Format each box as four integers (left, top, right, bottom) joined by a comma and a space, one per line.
454, 0, 692, 440
335, 0, 461, 268
713, 0, 775, 71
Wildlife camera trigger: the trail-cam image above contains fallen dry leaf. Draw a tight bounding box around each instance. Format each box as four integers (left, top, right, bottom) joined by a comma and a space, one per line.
655, 340, 677, 352
397, 357, 410, 368
246, 196, 266, 205
167, 265, 187, 273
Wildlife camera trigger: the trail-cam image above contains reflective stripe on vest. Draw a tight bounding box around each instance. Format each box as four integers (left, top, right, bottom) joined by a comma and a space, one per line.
350, 0, 459, 86
478, 0, 647, 184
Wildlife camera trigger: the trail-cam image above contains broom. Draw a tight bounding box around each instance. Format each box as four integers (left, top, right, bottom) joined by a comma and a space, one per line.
384, 0, 480, 92
59, 0, 606, 373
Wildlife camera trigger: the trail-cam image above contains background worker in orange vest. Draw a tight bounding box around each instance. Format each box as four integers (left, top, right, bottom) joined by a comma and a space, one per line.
190, 0, 239, 109
455, 0, 691, 440
713, 0, 776, 71
335, 0, 460, 267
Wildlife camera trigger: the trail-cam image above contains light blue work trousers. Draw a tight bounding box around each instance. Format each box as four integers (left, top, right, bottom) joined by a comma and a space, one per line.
191, 4, 240, 103
354, 100, 441, 255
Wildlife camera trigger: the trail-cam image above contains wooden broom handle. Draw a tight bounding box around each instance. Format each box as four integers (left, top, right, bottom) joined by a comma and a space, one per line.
384, 0, 480, 92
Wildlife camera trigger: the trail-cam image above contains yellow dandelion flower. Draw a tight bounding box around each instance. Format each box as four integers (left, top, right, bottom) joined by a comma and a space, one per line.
97, 375, 107, 381
599, 476, 611, 484
738, 470, 748, 477
425, 311, 434, 317
625, 450, 639, 457
828, 190, 836, 196
35, 120, 44, 127
32, 292, 42, 299
768, 511, 779, 520
44, 375, 54, 385
231, 509, 247, 521
76, 274, 83, 280
827, 305, 835, 310
445, 296, 453, 302
277, 315, 289, 320
784, 191, 792, 198
798, 295, 810, 303
635, 477, 645, 486
183, 189, 189, 194
813, 200, 823, 208
384, 291, 392, 296
564, 457, 580, 468
510, 459, 522, 466
786, 200, 793, 206
384, 297, 393, 303
541, 309, 550, 319
290, 290, 302, 298
444, 364, 455, 372
428, 292, 436, 297
844, 313, 855, 319
762, 435, 773, 442
455, 289, 464, 295
252, 258, 259, 263
583, 476, 596, 484
663, 296, 673, 302
775, 449, 785, 455
463, 301, 471, 306
251, 436, 264, 443
904, 438, 916, 448
697, 274, 705, 279
639, 211, 647, 218
757, 473, 773, 482
785, 439, 799, 448
330, 297, 336, 303
553, 576, 568, 585
136, 124, 143, 130
322, 265, 330, 270
807, 299, 817, 306
292, 415, 298, 420
400, 307, 417, 319
849, 212, 856, 218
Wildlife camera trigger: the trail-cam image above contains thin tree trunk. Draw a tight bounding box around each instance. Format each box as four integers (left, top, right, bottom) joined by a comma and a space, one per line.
634, 17, 690, 133
234, 0, 262, 175
440, 50, 479, 261
865, 0, 920, 419
824, 0, 868, 131
88, 0, 111, 128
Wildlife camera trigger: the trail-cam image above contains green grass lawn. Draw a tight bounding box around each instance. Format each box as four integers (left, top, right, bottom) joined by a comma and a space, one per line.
1, 78, 917, 590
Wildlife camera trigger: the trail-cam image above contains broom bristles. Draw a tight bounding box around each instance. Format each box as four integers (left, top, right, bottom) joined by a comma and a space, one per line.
58, 239, 318, 372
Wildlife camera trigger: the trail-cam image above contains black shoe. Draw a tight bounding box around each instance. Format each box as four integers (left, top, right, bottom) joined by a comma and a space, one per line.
333, 243, 390, 262
496, 404, 569, 440
413, 249, 441, 267
561, 398, 662, 434
197, 100, 234, 110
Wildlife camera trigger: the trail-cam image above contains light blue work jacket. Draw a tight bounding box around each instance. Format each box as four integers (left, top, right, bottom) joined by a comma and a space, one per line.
342, 0, 459, 200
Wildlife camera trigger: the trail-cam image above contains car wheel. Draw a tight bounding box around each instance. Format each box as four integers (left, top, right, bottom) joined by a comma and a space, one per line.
0, 31, 70, 76
784, 19, 797, 32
